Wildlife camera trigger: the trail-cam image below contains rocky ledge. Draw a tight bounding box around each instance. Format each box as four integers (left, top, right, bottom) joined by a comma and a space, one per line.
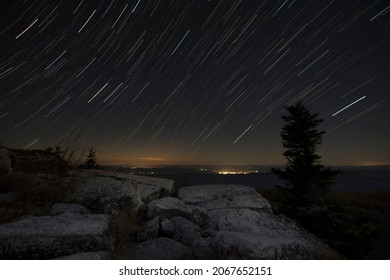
0, 169, 334, 259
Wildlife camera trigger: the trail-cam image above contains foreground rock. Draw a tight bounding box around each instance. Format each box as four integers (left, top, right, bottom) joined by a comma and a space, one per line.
53, 251, 108, 260
0, 213, 109, 259
194, 208, 331, 259
145, 197, 207, 226
127, 237, 193, 260
141, 184, 333, 259
67, 176, 142, 213
66, 169, 175, 213
177, 184, 272, 211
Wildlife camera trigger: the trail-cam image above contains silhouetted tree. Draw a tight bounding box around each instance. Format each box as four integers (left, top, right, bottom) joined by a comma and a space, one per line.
82, 147, 99, 169
271, 102, 339, 208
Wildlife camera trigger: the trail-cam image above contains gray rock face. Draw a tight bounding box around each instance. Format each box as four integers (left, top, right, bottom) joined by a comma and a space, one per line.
67, 169, 174, 212
145, 197, 207, 226
140, 184, 161, 203
0, 213, 110, 259
159, 218, 174, 238
127, 237, 193, 259
193, 208, 332, 259
171, 216, 202, 247
136, 217, 160, 242
0, 148, 12, 175
175, 185, 333, 259
53, 251, 108, 260
74, 169, 174, 197
50, 203, 90, 215
177, 184, 272, 211
68, 176, 142, 212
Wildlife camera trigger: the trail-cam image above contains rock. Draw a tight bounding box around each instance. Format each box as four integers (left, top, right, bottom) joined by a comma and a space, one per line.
50, 203, 90, 215
193, 208, 332, 260
53, 251, 108, 260
177, 185, 272, 211
0, 213, 110, 259
145, 197, 207, 226
136, 217, 160, 242
139, 184, 161, 203
127, 237, 193, 259
0, 148, 12, 175
159, 218, 174, 238
67, 176, 142, 213
171, 216, 202, 247
74, 169, 174, 197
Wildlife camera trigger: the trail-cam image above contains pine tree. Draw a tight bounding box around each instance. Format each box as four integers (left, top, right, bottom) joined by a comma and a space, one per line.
82, 147, 98, 169
271, 102, 338, 208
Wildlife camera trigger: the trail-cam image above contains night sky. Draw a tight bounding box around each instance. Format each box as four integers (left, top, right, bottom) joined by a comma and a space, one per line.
1, 0, 389, 166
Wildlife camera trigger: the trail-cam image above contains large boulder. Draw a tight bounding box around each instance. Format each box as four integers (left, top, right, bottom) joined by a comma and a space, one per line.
193, 208, 333, 259
0, 148, 12, 175
53, 251, 108, 260
0, 213, 110, 259
127, 237, 193, 259
67, 176, 142, 213
171, 216, 202, 247
139, 184, 161, 203
136, 217, 160, 242
145, 197, 207, 226
177, 185, 272, 211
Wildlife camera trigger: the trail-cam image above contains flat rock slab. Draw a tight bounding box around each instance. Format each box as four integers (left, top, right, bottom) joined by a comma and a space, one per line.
68, 176, 142, 212
177, 185, 271, 211
145, 197, 207, 226
194, 208, 331, 260
53, 251, 108, 260
0, 213, 109, 259
74, 169, 174, 197
127, 237, 193, 260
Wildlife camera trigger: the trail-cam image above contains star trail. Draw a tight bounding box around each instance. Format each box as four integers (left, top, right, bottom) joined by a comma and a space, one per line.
0, 0, 389, 166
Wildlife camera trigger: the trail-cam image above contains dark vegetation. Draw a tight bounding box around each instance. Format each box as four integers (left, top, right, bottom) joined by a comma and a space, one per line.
268, 102, 390, 259
0, 140, 89, 223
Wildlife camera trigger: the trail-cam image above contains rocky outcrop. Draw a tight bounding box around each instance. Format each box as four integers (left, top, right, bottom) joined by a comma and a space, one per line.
178, 184, 272, 211
126, 237, 193, 260
0, 169, 176, 260
53, 251, 108, 260
72, 169, 174, 198
0, 213, 109, 259
145, 197, 207, 226
0, 168, 335, 260
194, 208, 329, 259
67, 176, 142, 213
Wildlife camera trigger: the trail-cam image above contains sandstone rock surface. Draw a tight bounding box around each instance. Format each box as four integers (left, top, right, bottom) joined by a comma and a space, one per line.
178, 184, 272, 211
0, 213, 109, 259
127, 237, 193, 260
145, 197, 207, 226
